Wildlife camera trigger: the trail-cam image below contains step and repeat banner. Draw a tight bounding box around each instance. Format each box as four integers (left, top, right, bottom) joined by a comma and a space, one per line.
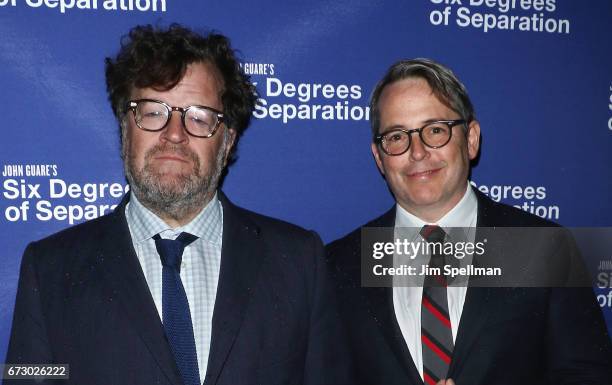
1, 0, 611, 357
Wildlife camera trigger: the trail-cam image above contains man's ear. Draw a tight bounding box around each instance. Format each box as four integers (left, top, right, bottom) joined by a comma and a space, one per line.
467, 120, 481, 160
371, 142, 385, 175
223, 128, 237, 165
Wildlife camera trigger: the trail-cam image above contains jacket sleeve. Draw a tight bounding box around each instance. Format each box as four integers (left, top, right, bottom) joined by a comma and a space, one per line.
302, 231, 356, 385
546, 230, 612, 385
3, 242, 55, 385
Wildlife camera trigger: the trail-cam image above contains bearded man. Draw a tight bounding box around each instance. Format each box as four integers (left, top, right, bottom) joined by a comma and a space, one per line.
4, 24, 352, 385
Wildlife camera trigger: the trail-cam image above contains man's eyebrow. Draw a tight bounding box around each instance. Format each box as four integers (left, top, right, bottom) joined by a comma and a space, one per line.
380, 117, 455, 133
423, 117, 455, 123
380, 124, 406, 133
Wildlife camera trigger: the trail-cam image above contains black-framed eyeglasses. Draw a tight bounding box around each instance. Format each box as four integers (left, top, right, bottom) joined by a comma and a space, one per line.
126, 99, 225, 138
373, 120, 466, 156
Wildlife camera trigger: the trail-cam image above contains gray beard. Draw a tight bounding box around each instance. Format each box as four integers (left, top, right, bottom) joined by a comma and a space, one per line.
123, 131, 227, 222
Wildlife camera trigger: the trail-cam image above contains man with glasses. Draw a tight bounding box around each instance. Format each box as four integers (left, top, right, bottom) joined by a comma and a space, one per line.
327, 58, 612, 385
5, 24, 351, 385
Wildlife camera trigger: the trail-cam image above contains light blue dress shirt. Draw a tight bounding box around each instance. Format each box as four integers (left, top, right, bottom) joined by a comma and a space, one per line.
125, 191, 223, 382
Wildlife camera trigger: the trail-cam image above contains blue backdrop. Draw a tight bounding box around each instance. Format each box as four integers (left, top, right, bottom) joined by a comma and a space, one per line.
1, 0, 611, 359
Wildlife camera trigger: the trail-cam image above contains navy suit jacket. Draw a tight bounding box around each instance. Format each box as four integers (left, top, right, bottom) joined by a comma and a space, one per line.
5, 192, 353, 385
326, 189, 612, 385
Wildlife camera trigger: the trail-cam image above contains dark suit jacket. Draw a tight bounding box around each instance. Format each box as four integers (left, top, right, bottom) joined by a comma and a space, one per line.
4, 192, 352, 385
326, 189, 612, 385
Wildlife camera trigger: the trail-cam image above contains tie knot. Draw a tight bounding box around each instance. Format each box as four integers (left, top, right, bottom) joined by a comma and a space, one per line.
420, 225, 446, 243
153, 232, 198, 270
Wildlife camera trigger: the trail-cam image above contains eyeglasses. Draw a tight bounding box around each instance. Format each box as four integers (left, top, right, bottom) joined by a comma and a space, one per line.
126, 99, 225, 138
373, 120, 466, 156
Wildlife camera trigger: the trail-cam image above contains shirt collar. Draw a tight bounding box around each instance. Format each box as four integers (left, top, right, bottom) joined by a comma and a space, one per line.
126, 191, 223, 245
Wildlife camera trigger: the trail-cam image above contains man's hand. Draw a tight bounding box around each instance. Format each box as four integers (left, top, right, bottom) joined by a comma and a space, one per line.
436, 379, 456, 385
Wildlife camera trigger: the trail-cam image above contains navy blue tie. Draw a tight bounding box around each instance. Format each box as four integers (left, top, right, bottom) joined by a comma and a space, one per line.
153, 232, 200, 385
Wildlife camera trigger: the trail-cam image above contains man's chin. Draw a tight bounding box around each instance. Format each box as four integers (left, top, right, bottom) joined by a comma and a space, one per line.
398, 190, 444, 209
150, 161, 194, 175
149, 171, 200, 187
134, 183, 207, 215
131, 173, 194, 199
152, 170, 193, 182
153, 182, 200, 200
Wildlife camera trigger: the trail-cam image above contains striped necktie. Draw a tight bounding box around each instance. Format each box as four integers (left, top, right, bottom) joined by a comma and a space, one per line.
420, 225, 454, 385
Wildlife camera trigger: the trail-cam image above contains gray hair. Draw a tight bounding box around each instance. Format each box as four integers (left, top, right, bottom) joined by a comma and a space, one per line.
369, 58, 476, 136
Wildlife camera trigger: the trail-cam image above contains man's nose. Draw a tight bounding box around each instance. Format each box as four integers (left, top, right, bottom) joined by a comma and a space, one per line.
409, 134, 430, 161
160, 111, 189, 143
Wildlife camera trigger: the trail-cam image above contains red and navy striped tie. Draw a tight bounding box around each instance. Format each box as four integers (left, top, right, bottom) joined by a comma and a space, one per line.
420, 225, 453, 385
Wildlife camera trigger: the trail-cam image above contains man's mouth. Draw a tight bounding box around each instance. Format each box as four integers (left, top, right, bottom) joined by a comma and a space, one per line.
407, 168, 442, 178
154, 154, 189, 163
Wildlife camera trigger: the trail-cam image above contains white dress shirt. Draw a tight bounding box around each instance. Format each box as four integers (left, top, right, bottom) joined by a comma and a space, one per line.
392, 184, 478, 380
125, 191, 223, 382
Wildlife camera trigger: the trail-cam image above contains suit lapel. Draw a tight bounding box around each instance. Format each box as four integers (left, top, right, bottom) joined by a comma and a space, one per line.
363, 286, 424, 385
448, 284, 493, 378
205, 193, 265, 385
448, 189, 498, 379
361, 208, 424, 385
99, 197, 183, 385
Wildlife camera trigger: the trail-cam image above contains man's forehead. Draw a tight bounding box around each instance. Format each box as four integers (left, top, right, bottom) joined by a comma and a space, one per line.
187, 60, 224, 84
377, 78, 460, 129
380, 77, 432, 102
378, 77, 448, 115
130, 61, 224, 98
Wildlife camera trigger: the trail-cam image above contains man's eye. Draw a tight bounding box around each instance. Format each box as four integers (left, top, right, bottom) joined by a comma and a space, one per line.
143, 111, 163, 118
428, 125, 448, 135
189, 116, 211, 127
